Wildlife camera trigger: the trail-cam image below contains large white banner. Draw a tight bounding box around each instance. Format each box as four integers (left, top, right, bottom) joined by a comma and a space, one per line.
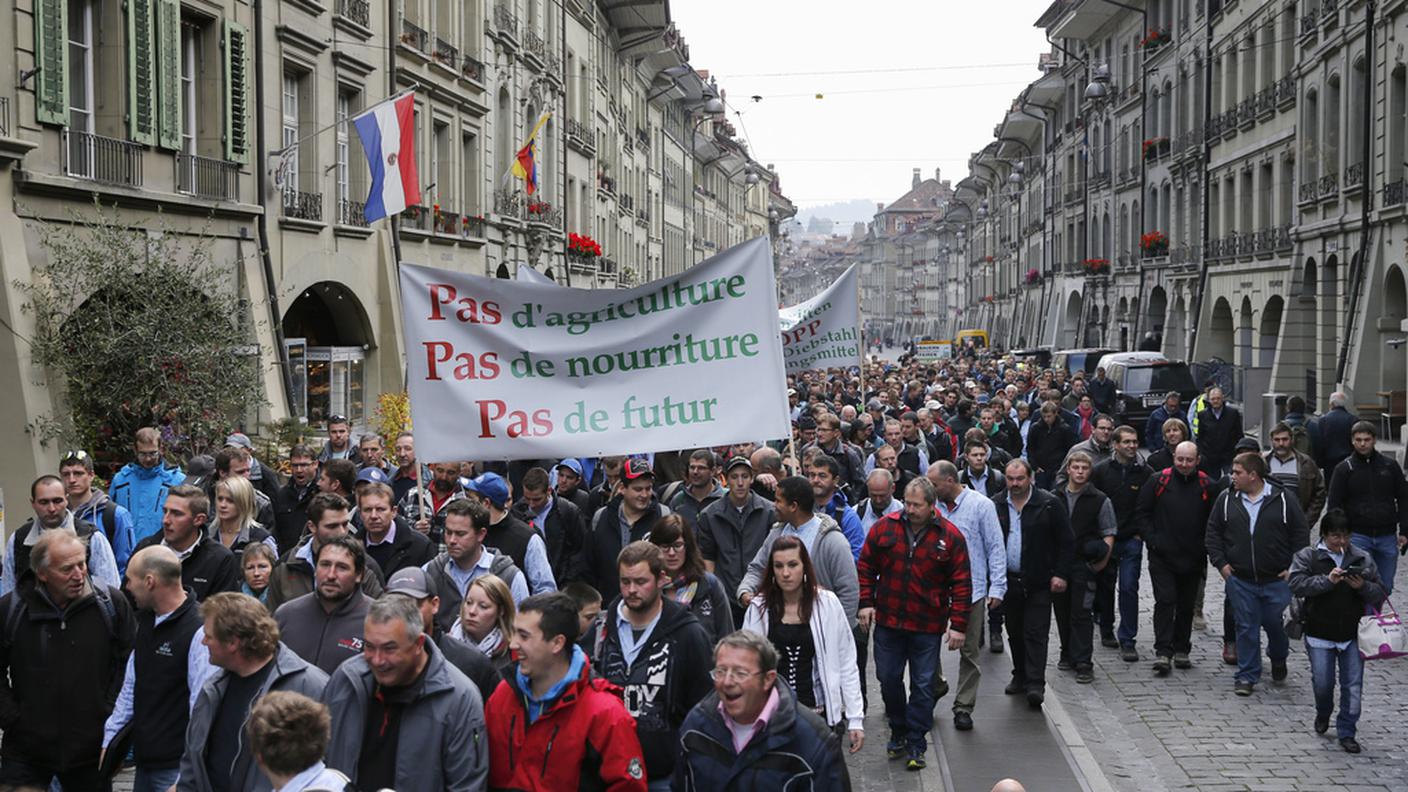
778, 265, 861, 373
400, 237, 791, 462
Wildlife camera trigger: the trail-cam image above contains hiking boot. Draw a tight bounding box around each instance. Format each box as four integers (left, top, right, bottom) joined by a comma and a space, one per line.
1026, 690, 1045, 709
1222, 642, 1238, 665
1153, 656, 1172, 676
1120, 644, 1139, 662
1173, 653, 1192, 669
1314, 714, 1330, 735
1234, 681, 1254, 697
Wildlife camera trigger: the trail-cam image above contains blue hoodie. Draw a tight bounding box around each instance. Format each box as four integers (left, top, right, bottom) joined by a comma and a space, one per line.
823, 490, 865, 560
516, 644, 587, 724
109, 462, 185, 544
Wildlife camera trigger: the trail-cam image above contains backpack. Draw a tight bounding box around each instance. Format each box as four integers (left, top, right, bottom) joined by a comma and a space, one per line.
1153, 468, 1212, 502
4, 581, 121, 645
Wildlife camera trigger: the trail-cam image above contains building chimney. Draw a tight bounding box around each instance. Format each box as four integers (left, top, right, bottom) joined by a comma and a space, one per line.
935, 167, 942, 182
912, 168, 922, 189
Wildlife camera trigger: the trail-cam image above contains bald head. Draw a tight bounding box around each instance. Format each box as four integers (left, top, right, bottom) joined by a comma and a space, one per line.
128, 544, 184, 587
990, 781, 1026, 792
1173, 440, 1200, 476
750, 446, 783, 475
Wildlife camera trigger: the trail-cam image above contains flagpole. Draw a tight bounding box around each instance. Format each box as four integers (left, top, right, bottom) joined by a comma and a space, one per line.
856, 266, 866, 402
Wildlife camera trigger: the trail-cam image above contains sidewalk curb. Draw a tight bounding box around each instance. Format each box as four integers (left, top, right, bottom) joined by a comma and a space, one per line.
1042, 688, 1118, 792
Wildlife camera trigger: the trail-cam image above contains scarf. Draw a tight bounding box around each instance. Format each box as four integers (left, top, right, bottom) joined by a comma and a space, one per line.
450, 620, 503, 658
667, 574, 699, 606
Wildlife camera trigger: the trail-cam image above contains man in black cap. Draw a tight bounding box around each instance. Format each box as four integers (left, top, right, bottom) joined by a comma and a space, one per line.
583, 459, 671, 595
382, 567, 501, 705
696, 456, 775, 626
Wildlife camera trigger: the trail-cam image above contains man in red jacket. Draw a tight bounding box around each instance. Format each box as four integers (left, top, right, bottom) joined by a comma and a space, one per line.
487, 591, 648, 791
857, 477, 971, 772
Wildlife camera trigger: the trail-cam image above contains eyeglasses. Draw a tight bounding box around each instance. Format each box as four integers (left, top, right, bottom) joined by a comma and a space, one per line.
327, 415, 348, 425
709, 667, 762, 683
61, 450, 90, 463
135, 450, 162, 459
659, 541, 687, 554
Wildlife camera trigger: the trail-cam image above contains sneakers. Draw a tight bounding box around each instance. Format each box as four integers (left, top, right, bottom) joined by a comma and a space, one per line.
1173, 653, 1192, 669
990, 632, 1005, 654
1004, 678, 1025, 695
1271, 660, 1288, 683
953, 711, 974, 731
1340, 737, 1362, 754
1192, 612, 1207, 631
1314, 715, 1330, 735
1222, 642, 1238, 665
1234, 681, 1254, 697
1100, 632, 1120, 649
886, 736, 907, 760
1075, 666, 1095, 684
1120, 644, 1139, 662
906, 748, 927, 771
1153, 656, 1172, 677
1026, 690, 1045, 709
1057, 656, 1074, 671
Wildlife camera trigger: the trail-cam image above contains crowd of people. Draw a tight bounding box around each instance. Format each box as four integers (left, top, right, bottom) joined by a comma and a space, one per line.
0, 349, 1403, 791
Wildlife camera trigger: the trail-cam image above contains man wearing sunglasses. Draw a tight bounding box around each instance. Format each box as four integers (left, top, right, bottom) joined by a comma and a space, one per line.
110, 427, 186, 544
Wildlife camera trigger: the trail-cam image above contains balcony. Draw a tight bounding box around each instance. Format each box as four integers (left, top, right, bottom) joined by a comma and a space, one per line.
400, 18, 428, 53
493, 2, 518, 41
433, 37, 459, 69
1275, 75, 1296, 109
636, 126, 649, 150
460, 56, 485, 83
175, 153, 239, 201
493, 187, 523, 219
1064, 188, 1082, 205
1322, 0, 1338, 26
282, 190, 323, 221
524, 30, 547, 64
1319, 172, 1339, 199
1300, 6, 1319, 37
433, 206, 461, 235
1276, 223, 1294, 251
1238, 98, 1255, 130
620, 194, 635, 215
1255, 86, 1275, 119
566, 118, 595, 154
337, 198, 368, 227
525, 200, 562, 227
461, 214, 486, 239
1345, 162, 1364, 190
1384, 178, 1407, 207
1299, 180, 1320, 205
63, 130, 143, 186
335, 0, 369, 28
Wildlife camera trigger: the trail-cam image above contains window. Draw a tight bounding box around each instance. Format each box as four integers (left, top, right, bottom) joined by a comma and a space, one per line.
336, 91, 351, 219
68, 0, 94, 134
180, 23, 197, 155
282, 72, 300, 193
462, 130, 480, 215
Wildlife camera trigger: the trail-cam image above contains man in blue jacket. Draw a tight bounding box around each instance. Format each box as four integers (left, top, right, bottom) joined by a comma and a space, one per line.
109, 427, 185, 544
806, 453, 864, 560
1143, 392, 1188, 452
673, 630, 849, 791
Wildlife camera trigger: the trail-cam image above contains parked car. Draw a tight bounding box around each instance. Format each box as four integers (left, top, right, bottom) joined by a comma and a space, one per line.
1098, 352, 1200, 431
1010, 347, 1053, 370
1053, 347, 1118, 379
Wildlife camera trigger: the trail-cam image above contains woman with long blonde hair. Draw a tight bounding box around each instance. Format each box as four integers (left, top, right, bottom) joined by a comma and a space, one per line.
450, 574, 516, 670
212, 475, 277, 558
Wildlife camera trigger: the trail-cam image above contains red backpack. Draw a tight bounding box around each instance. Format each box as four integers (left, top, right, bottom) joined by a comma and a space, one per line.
1152, 467, 1213, 502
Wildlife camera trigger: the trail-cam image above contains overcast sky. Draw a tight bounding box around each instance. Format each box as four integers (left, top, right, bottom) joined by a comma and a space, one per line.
670, 1, 1056, 210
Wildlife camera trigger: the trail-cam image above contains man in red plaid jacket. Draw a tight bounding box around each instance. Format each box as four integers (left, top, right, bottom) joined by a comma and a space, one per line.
857, 476, 972, 771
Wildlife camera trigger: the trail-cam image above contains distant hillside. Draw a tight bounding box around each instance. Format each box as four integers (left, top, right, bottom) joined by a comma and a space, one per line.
797, 199, 877, 229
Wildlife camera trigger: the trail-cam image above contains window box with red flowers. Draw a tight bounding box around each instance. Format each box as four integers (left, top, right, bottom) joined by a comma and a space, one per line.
1142, 136, 1170, 161
1082, 258, 1110, 274
1025, 267, 1043, 285
983, 295, 995, 304
527, 200, 552, 216
1140, 27, 1170, 51
983, 255, 995, 264
1140, 230, 1169, 257
567, 232, 602, 262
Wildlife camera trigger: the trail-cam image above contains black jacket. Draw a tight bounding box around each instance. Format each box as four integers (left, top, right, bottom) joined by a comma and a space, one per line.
593, 598, 714, 784
584, 496, 670, 595
1135, 468, 1222, 572
805, 440, 866, 502
1087, 376, 1117, 413
1195, 404, 1244, 472
993, 488, 1075, 587
1091, 457, 1154, 541
365, 517, 438, 578
1205, 483, 1310, 582
1327, 450, 1408, 538
132, 534, 241, 602
959, 466, 1007, 499
511, 494, 587, 585
1289, 543, 1389, 642
0, 574, 135, 771
1317, 406, 1358, 472
1026, 419, 1077, 475
272, 478, 317, 554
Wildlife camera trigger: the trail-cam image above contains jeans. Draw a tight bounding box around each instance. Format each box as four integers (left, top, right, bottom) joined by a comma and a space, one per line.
853, 623, 870, 712
873, 624, 943, 753
0, 758, 103, 791
1004, 575, 1053, 695
1224, 576, 1291, 684
1148, 554, 1198, 657
1351, 533, 1399, 595
1306, 639, 1364, 738
1107, 538, 1143, 646
134, 766, 182, 792
1053, 563, 1096, 669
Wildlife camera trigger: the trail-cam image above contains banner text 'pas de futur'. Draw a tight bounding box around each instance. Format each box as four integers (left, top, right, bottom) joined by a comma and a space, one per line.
401, 237, 791, 462
520, 261, 862, 374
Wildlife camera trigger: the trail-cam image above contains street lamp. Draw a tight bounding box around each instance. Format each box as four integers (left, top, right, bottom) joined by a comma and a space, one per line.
1084, 63, 1111, 102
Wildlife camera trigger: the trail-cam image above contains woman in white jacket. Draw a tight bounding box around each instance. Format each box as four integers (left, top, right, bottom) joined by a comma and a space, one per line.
743, 535, 865, 753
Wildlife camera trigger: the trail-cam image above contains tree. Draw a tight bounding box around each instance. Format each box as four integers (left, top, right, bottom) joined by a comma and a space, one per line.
18, 202, 266, 468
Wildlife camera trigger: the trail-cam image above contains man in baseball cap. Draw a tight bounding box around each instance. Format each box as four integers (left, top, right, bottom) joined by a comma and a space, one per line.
382, 568, 500, 703
583, 457, 669, 594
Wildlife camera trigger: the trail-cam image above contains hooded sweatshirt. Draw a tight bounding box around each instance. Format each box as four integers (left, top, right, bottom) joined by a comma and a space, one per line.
72, 489, 138, 575
738, 513, 860, 625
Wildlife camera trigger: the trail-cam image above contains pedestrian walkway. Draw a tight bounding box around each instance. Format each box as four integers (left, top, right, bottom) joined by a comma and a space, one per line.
847, 632, 1094, 791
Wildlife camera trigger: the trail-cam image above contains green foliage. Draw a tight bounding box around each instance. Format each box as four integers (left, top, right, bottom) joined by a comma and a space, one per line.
18, 200, 266, 465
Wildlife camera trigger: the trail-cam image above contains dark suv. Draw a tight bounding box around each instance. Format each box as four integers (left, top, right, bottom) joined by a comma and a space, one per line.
1098, 352, 1200, 432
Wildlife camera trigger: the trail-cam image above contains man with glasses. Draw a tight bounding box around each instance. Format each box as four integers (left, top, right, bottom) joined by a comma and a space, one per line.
60, 450, 137, 575
111, 426, 186, 544
274, 444, 320, 553
317, 415, 361, 465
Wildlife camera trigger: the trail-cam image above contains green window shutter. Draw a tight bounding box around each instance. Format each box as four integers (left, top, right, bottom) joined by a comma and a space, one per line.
223, 20, 250, 164
127, 0, 157, 144
33, 0, 68, 126
155, 0, 181, 150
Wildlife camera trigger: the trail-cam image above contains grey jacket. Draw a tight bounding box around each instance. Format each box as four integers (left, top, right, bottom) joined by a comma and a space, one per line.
177, 645, 329, 792
737, 514, 859, 626
323, 639, 488, 792
274, 592, 372, 676
695, 492, 776, 602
